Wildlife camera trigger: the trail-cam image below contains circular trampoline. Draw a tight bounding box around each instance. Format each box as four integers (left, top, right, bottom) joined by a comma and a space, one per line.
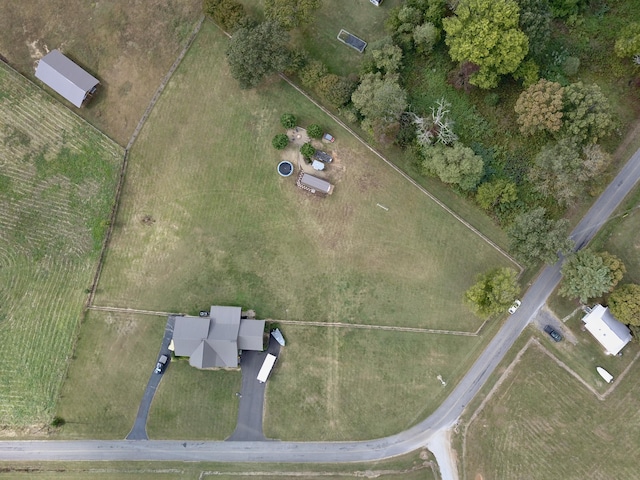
277, 161, 294, 177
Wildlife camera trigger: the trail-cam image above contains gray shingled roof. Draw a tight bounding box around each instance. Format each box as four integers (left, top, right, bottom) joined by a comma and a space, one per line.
35, 50, 99, 107
172, 306, 265, 369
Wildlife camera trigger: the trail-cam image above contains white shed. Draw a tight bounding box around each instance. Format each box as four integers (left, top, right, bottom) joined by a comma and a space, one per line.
35, 50, 99, 107
582, 305, 631, 356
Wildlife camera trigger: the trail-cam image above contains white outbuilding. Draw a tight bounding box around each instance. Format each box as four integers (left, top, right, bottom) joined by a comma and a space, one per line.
35, 50, 99, 107
582, 304, 631, 356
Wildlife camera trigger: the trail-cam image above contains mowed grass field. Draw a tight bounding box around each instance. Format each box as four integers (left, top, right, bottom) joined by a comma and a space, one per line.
0, 63, 122, 427
54, 311, 164, 439
95, 21, 513, 332
463, 345, 640, 480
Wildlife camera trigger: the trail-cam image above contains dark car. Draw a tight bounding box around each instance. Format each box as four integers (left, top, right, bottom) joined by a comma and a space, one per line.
543, 325, 563, 342
154, 354, 169, 374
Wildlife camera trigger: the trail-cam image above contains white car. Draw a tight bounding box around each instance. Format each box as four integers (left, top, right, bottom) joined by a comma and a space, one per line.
508, 300, 521, 314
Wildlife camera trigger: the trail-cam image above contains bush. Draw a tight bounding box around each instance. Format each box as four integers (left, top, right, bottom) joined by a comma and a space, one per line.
272, 133, 289, 150
561, 56, 580, 77
307, 124, 323, 139
203, 0, 247, 32
51, 416, 66, 427
484, 92, 500, 107
280, 113, 297, 129
300, 142, 316, 159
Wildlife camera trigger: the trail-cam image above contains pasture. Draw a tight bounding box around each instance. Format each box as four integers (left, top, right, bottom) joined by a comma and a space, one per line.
90, 20, 514, 440
0, 62, 122, 427
95, 21, 514, 332
462, 344, 640, 479
0, 0, 201, 145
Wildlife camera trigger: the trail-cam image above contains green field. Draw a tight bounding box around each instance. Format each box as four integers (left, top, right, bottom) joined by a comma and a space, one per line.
54, 311, 164, 439
463, 345, 640, 479
0, 63, 122, 427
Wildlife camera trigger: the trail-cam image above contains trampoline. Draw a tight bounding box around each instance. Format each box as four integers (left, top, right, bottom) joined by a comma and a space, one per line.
337, 29, 367, 53
277, 161, 294, 177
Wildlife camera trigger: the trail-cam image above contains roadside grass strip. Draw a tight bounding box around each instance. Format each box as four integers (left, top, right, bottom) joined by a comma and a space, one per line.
0, 63, 122, 426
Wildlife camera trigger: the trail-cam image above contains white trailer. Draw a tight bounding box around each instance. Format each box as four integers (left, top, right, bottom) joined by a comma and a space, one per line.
257, 354, 277, 383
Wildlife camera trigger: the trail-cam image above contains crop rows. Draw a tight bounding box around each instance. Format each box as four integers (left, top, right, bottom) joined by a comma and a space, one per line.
0, 62, 122, 425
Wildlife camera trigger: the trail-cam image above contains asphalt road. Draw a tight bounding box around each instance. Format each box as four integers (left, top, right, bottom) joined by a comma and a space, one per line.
1, 147, 639, 462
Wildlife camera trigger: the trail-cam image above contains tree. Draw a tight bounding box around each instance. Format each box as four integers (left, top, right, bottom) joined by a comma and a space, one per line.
476, 179, 517, 212
562, 82, 614, 145
443, 0, 529, 89
299, 60, 328, 88
559, 249, 619, 303
306, 124, 322, 139
609, 284, 640, 326
615, 22, 640, 60
300, 142, 315, 159
280, 113, 297, 129
507, 207, 574, 265
465, 267, 520, 318
413, 22, 441, 54
421, 143, 484, 191
351, 73, 408, 127
599, 252, 626, 290
410, 98, 458, 147
272, 133, 289, 150
316, 74, 356, 108
386, 5, 424, 48
204, 0, 247, 31
514, 79, 564, 135
371, 43, 404, 75
529, 137, 609, 206
226, 21, 291, 89
515, 0, 551, 57
264, 0, 320, 30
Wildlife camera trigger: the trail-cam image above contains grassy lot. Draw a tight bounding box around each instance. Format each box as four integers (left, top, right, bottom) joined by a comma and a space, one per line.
147, 358, 240, 440
54, 311, 164, 439
0, 0, 201, 145
95, 20, 514, 333
0, 63, 122, 428
0, 450, 435, 479
264, 325, 484, 440
462, 344, 640, 480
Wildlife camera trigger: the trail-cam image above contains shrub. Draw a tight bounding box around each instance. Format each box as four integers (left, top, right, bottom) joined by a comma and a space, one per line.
300, 142, 315, 159
484, 92, 500, 107
561, 56, 580, 76
316, 74, 357, 108
299, 60, 328, 88
203, 0, 247, 32
51, 416, 66, 427
272, 133, 289, 150
280, 113, 297, 129
307, 124, 323, 139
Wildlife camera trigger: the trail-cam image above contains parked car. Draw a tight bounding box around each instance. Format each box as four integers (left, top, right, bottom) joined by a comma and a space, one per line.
199, 310, 209, 317
543, 325, 563, 342
508, 300, 521, 314
154, 354, 168, 374
323, 133, 335, 142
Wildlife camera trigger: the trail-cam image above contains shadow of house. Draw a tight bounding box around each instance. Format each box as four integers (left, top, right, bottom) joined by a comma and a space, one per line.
172, 306, 265, 369
35, 49, 99, 108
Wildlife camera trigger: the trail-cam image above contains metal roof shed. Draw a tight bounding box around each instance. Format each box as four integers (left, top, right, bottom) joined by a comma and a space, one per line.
300, 173, 334, 194
35, 50, 99, 107
582, 304, 632, 356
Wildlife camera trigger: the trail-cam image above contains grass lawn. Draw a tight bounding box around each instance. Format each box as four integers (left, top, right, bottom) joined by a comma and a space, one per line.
0, 0, 201, 145
95, 20, 514, 333
264, 325, 485, 440
0, 63, 122, 428
54, 311, 165, 439
462, 345, 640, 480
0, 450, 435, 479
146, 358, 240, 440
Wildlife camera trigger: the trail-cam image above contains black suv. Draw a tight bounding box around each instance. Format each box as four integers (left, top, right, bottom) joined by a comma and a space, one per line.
543, 325, 563, 342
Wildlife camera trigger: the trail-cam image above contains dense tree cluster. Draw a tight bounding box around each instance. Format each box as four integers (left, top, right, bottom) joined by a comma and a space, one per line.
264, 0, 320, 30
609, 284, 640, 327
204, 0, 247, 31
465, 267, 520, 318
559, 250, 625, 303
443, 0, 529, 88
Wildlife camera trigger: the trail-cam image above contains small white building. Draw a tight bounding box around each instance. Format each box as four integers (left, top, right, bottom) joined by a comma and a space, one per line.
35, 50, 99, 107
582, 304, 631, 356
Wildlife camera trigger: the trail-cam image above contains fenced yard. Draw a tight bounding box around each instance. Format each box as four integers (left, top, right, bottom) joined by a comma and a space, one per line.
0, 62, 122, 427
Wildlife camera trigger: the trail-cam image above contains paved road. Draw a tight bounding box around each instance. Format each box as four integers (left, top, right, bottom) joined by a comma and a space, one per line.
227, 338, 281, 441
126, 316, 176, 440
1, 148, 639, 462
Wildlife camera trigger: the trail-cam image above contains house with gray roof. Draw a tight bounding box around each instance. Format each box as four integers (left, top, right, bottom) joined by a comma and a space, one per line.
172, 306, 264, 369
35, 49, 99, 108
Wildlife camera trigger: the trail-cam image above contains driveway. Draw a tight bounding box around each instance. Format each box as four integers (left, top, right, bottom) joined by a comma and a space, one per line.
227, 337, 281, 441
126, 315, 176, 440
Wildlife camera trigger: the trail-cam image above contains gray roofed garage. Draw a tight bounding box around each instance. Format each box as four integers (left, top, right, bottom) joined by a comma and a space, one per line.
35, 49, 99, 107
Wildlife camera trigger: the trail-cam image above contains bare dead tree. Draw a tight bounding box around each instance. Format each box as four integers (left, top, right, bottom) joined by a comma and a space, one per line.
406, 98, 458, 147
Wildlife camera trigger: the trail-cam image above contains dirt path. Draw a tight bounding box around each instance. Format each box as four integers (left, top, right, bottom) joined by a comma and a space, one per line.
427, 429, 459, 480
